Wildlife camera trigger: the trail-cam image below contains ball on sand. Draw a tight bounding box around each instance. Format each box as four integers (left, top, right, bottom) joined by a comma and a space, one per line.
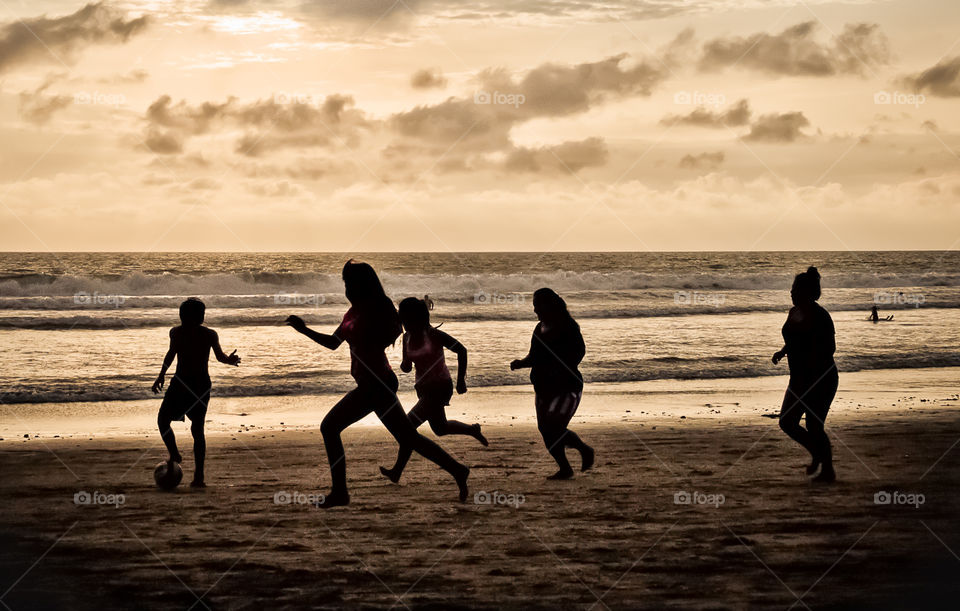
154, 461, 183, 490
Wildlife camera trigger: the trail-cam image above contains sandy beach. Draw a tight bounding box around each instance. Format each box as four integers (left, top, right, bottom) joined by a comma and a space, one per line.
2, 368, 959, 609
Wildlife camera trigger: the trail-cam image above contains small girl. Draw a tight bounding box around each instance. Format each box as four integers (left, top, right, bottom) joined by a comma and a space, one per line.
380, 297, 487, 483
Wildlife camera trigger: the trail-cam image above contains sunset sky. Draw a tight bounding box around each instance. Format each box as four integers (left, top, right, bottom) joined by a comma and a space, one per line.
1, 0, 959, 251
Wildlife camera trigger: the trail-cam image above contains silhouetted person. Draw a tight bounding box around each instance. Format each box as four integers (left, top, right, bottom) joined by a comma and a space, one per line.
380, 298, 487, 483
772, 266, 838, 483
511, 288, 594, 479
870, 305, 879, 323
424, 294, 434, 310
286, 260, 469, 507
153, 298, 240, 487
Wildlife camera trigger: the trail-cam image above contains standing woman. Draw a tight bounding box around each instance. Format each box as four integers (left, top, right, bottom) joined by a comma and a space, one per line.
286, 260, 469, 507
511, 288, 594, 479
772, 266, 839, 483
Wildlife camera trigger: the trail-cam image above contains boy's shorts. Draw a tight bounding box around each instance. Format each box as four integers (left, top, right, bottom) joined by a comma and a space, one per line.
159, 375, 211, 422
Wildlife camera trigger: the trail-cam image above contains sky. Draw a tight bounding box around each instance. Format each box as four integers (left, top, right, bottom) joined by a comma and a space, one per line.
0, 0, 958, 251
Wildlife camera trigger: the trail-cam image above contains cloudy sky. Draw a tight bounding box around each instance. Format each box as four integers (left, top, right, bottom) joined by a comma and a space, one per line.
0, 0, 958, 251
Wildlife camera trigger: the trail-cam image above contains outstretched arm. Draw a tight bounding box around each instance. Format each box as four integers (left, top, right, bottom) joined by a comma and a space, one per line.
286, 315, 343, 350
211, 330, 241, 366
511, 332, 536, 370
153, 330, 177, 393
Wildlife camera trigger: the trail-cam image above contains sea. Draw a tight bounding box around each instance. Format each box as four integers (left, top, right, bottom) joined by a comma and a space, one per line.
1, 251, 957, 405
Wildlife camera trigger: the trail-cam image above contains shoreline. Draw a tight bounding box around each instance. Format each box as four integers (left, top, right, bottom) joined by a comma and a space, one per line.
3, 366, 958, 442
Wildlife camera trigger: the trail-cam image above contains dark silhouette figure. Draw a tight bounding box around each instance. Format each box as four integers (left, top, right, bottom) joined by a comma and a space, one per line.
286, 260, 469, 508
424, 294, 435, 310
379, 298, 487, 483
511, 288, 594, 479
772, 267, 838, 483
153, 298, 240, 488
870, 305, 880, 323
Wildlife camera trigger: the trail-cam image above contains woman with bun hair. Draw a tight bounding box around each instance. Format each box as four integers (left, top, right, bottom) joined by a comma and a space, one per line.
511, 288, 594, 480
772, 266, 839, 483
286, 260, 469, 507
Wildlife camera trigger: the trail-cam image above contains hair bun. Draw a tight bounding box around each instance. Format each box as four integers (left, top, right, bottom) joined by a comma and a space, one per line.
806, 266, 820, 279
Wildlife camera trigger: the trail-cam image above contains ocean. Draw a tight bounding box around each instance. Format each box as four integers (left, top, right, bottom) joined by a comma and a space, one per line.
1, 251, 958, 404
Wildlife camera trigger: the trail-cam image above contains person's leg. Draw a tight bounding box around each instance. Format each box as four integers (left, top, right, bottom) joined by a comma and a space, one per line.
319, 389, 372, 506
377, 393, 469, 501
157, 412, 182, 464
189, 417, 206, 487
556, 392, 593, 471
537, 395, 574, 479
779, 383, 817, 469
808, 372, 838, 483
380, 399, 430, 483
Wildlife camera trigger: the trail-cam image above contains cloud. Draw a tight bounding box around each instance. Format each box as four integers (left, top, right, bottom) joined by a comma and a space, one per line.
411, 68, 447, 89
142, 93, 373, 156
392, 53, 666, 151
743, 112, 811, 142
901, 55, 960, 97
679, 151, 725, 170
0, 2, 149, 74
504, 137, 609, 174
699, 21, 888, 76
18, 79, 72, 125
661, 98, 750, 127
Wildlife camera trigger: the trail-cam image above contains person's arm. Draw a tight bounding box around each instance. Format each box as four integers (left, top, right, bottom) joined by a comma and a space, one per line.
816, 310, 836, 359
400, 333, 412, 373
286, 315, 343, 350
438, 330, 468, 393
510, 330, 537, 370
153, 329, 177, 393
210, 330, 241, 366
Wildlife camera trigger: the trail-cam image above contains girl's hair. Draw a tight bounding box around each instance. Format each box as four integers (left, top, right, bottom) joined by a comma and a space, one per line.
792, 266, 822, 302
179, 297, 205, 326
533, 287, 578, 328
342, 259, 401, 346
398, 297, 430, 329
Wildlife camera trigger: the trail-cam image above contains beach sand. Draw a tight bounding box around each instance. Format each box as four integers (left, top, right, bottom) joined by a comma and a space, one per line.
2, 369, 960, 609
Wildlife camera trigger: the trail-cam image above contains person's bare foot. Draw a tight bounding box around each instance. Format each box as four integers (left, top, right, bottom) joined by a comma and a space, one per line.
169, 452, 182, 464
455, 466, 470, 503
805, 459, 821, 476
581, 445, 595, 472
547, 469, 574, 480
812, 468, 836, 483
472, 424, 489, 447
316, 491, 350, 508
379, 466, 401, 483
189, 479, 206, 488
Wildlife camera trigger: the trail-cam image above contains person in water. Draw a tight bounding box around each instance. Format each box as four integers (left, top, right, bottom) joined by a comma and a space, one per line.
870, 305, 880, 322
511, 288, 594, 479
153, 298, 241, 488
424, 294, 434, 311
379, 298, 487, 483
772, 266, 838, 483
286, 260, 469, 507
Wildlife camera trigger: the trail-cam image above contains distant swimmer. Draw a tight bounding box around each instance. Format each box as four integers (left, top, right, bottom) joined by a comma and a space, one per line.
424, 294, 435, 310
870, 305, 879, 323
